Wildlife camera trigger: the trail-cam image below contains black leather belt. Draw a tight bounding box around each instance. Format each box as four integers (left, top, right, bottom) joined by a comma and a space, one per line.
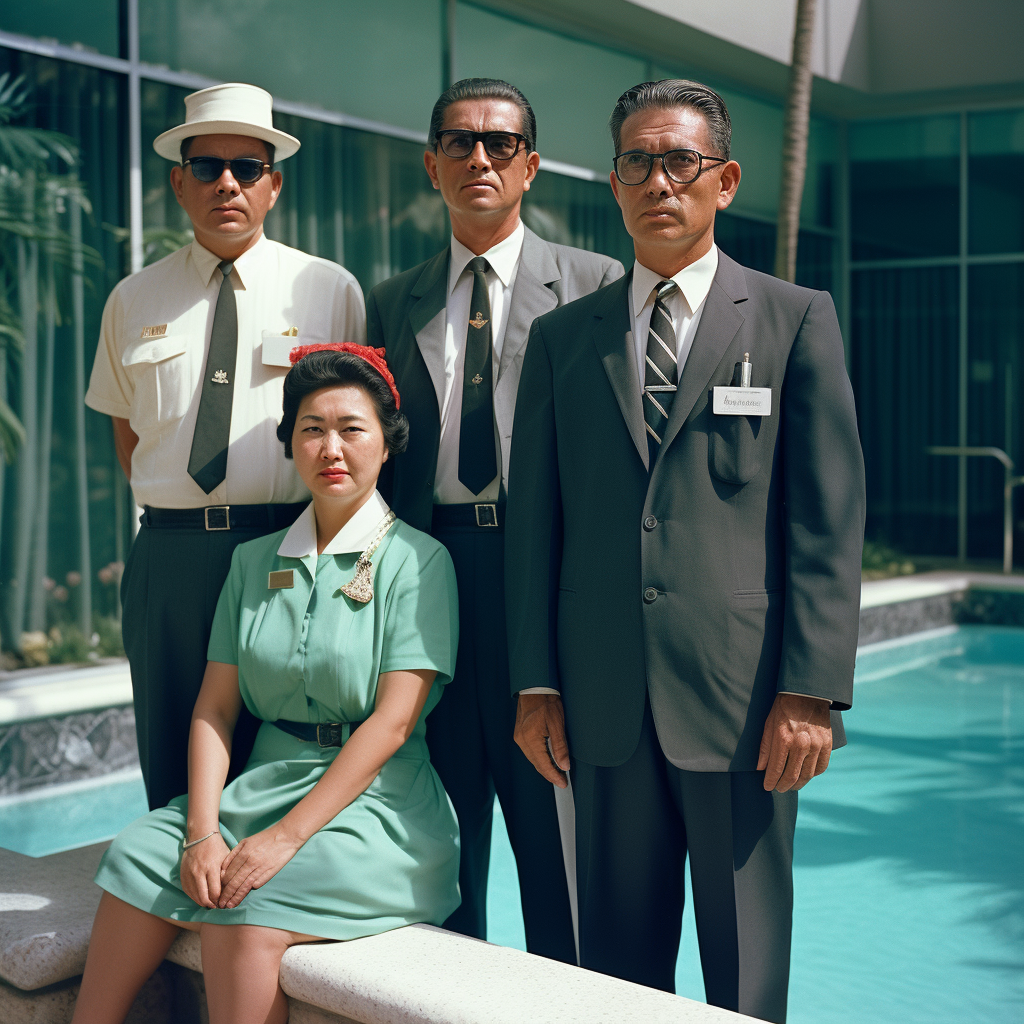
141, 502, 307, 532
431, 502, 504, 530
273, 719, 364, 747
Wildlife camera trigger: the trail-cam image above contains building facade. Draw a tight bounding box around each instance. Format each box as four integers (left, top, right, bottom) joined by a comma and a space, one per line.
0, 0, 1021, 654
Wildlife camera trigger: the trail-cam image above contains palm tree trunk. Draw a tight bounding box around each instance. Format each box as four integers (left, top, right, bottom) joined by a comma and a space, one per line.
11, 171, 39, 646
27, 208, 56, 632
773, 0, 818, 283
71, 193, 92, 636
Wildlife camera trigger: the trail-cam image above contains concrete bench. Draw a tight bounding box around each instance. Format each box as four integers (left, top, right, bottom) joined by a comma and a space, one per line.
0, 842, 757, 1023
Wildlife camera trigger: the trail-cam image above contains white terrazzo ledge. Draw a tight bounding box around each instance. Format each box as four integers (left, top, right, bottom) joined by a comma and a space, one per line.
0, 843, 758, 1024
0, 661, 132, 725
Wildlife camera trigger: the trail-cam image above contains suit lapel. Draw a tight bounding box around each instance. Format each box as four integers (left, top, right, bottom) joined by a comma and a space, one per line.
659, 251, 748, 454
592, 272, 648, 470
408, 248, 450, 413
498, 227, 559, 382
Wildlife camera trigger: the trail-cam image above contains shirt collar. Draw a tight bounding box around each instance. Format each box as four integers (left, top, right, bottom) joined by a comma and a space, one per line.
189, 232, 269, 288
632, 244, 719, 319
448, 220, 525, 295
277, 490, 392, 558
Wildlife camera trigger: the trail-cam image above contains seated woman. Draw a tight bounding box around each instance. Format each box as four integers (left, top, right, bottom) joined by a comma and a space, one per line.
72, 346, 460, 1024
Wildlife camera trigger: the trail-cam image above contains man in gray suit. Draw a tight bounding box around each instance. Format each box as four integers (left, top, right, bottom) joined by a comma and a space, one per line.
367, 78, 623, 962
506, 80, 864, 1022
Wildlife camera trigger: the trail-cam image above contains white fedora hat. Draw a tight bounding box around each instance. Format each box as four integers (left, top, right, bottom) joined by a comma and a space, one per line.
153, 82, 300, 162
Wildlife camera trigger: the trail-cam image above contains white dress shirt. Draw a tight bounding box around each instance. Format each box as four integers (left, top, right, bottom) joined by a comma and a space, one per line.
630, 244, 719, 387
434, 221, 525, 504
86, 234, 365, 508
277, 491, 391, 579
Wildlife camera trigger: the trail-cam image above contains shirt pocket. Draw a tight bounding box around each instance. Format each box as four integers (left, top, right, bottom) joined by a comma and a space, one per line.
708, 412, 763, 486
121, 335, 192, 427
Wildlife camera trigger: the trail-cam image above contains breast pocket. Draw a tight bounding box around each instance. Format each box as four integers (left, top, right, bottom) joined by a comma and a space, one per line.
121, 336, 192, 427
709, 413, 762, 486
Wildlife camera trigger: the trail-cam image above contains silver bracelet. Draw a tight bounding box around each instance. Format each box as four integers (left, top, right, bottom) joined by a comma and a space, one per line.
182, 830, 219, 850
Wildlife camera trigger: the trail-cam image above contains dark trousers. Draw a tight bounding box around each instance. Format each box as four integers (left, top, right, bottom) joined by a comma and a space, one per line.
121, 515, 295, 810
573, 701, 797, 1024
428, 519, 576, 964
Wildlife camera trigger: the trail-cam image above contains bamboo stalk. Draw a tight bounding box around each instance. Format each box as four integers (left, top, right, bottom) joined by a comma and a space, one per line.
773, 0, 818, 284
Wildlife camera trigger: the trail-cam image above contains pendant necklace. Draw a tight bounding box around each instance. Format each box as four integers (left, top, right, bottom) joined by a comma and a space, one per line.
338, 511, 397, 603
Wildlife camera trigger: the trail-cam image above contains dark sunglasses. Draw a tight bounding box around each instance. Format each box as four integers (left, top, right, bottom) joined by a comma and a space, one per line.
182, 156, 271, 183
435, 130, 528, 161
613, 148, 726, 186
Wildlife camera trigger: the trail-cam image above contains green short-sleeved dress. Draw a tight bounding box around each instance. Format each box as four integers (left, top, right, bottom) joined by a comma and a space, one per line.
94, 501, 461, 940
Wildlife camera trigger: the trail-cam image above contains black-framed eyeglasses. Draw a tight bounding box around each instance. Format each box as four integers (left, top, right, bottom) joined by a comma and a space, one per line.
435, 130, 528, 161
612, 148, 726, 186
182, 157, 272, 183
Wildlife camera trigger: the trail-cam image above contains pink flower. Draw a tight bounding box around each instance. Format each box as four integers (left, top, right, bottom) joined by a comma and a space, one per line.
42, 577, 55, 591
66, 571, 82, 587
52, 586, 69, 602
98, 567, 114, 584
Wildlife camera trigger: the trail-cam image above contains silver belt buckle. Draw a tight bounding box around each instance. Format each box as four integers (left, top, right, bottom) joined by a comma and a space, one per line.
204, 506, 231, 531
474, 503, 499, 527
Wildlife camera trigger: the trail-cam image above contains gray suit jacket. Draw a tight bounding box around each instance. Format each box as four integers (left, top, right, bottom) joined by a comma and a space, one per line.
505, 252, 866, 771
367, 226, 623, 531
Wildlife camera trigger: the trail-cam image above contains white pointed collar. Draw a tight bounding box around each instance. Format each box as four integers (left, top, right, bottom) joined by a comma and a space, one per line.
190, 232, 269, 288
277, 491, 392, 558
448, 219, 525, 294
632, 243, 719, 318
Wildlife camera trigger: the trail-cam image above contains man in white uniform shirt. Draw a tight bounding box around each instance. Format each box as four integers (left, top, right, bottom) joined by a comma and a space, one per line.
367, 78, 622, 962
86, 83, 365, 809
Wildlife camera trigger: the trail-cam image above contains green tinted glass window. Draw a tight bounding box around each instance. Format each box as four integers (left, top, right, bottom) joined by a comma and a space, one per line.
454, 3, 646, 175
0, 0, 120, 57
139, 0, 441, 136
969, 108, 1024, 255
850, 115, 960, 260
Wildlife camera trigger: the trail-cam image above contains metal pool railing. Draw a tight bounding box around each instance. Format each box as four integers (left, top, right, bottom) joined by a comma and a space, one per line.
926, 445, 1024, 573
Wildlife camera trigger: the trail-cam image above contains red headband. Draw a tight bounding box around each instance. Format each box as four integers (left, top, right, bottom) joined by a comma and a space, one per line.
289, 342, 401, 410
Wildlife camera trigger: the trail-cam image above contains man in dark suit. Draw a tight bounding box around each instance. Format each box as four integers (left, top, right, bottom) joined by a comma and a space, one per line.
367, 78, 623, 962
506, 80, 865, 1022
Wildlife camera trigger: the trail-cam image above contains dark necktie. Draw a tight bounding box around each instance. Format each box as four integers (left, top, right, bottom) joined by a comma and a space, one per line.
458, 256, 497, 495
188, 260, 237, 494
643, 280, 678, 466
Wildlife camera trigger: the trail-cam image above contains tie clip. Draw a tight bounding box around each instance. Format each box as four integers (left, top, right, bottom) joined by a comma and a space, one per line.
644, 385, 677, 393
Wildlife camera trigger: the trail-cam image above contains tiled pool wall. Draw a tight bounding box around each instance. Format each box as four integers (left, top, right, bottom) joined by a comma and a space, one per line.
1, 583, 1022, 798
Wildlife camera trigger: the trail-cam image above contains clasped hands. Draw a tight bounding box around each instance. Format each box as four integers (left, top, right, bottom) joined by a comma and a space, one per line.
180, 827, 302, 909
515, 691, 833, 792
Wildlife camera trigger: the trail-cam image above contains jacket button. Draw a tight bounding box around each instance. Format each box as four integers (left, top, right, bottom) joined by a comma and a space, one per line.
643, 587, 658, 603
643, 515, 658, 531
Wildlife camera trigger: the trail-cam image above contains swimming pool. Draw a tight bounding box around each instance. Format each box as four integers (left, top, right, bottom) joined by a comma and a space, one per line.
2, 624, 1021, 1023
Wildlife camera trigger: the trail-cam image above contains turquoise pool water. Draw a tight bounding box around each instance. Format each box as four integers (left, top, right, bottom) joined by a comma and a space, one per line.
2, 624, 1021, 1023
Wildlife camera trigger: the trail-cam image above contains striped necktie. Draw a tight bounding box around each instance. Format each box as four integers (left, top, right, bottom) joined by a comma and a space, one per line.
188, 260, 237, 493
643, 279, 678, 464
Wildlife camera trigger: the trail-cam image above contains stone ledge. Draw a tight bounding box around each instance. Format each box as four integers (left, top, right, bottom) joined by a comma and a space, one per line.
0, 843, 756, 1024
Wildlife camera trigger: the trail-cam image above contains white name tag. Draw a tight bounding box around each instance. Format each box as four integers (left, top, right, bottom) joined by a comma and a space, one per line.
713, 387, 772, 416
262, 332, 299, 367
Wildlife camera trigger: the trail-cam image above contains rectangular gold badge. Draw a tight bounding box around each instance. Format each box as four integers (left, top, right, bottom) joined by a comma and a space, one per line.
141, 324, 168, 339
268, 569, 294, 590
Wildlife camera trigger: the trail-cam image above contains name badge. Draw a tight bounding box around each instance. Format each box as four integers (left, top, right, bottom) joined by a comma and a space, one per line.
268, 569, 294, 589
262, 331, 300, 367
712, 387, 772, 416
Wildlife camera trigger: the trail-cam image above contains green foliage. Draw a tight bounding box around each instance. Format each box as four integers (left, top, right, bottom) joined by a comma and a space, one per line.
863, 540, 916, 580
94, 615, 125, 658
46, 624, 93, 664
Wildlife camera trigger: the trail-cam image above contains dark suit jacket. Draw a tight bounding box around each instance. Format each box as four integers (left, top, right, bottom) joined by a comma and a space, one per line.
366, 226, 623, 531
505, 251, 866, 772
